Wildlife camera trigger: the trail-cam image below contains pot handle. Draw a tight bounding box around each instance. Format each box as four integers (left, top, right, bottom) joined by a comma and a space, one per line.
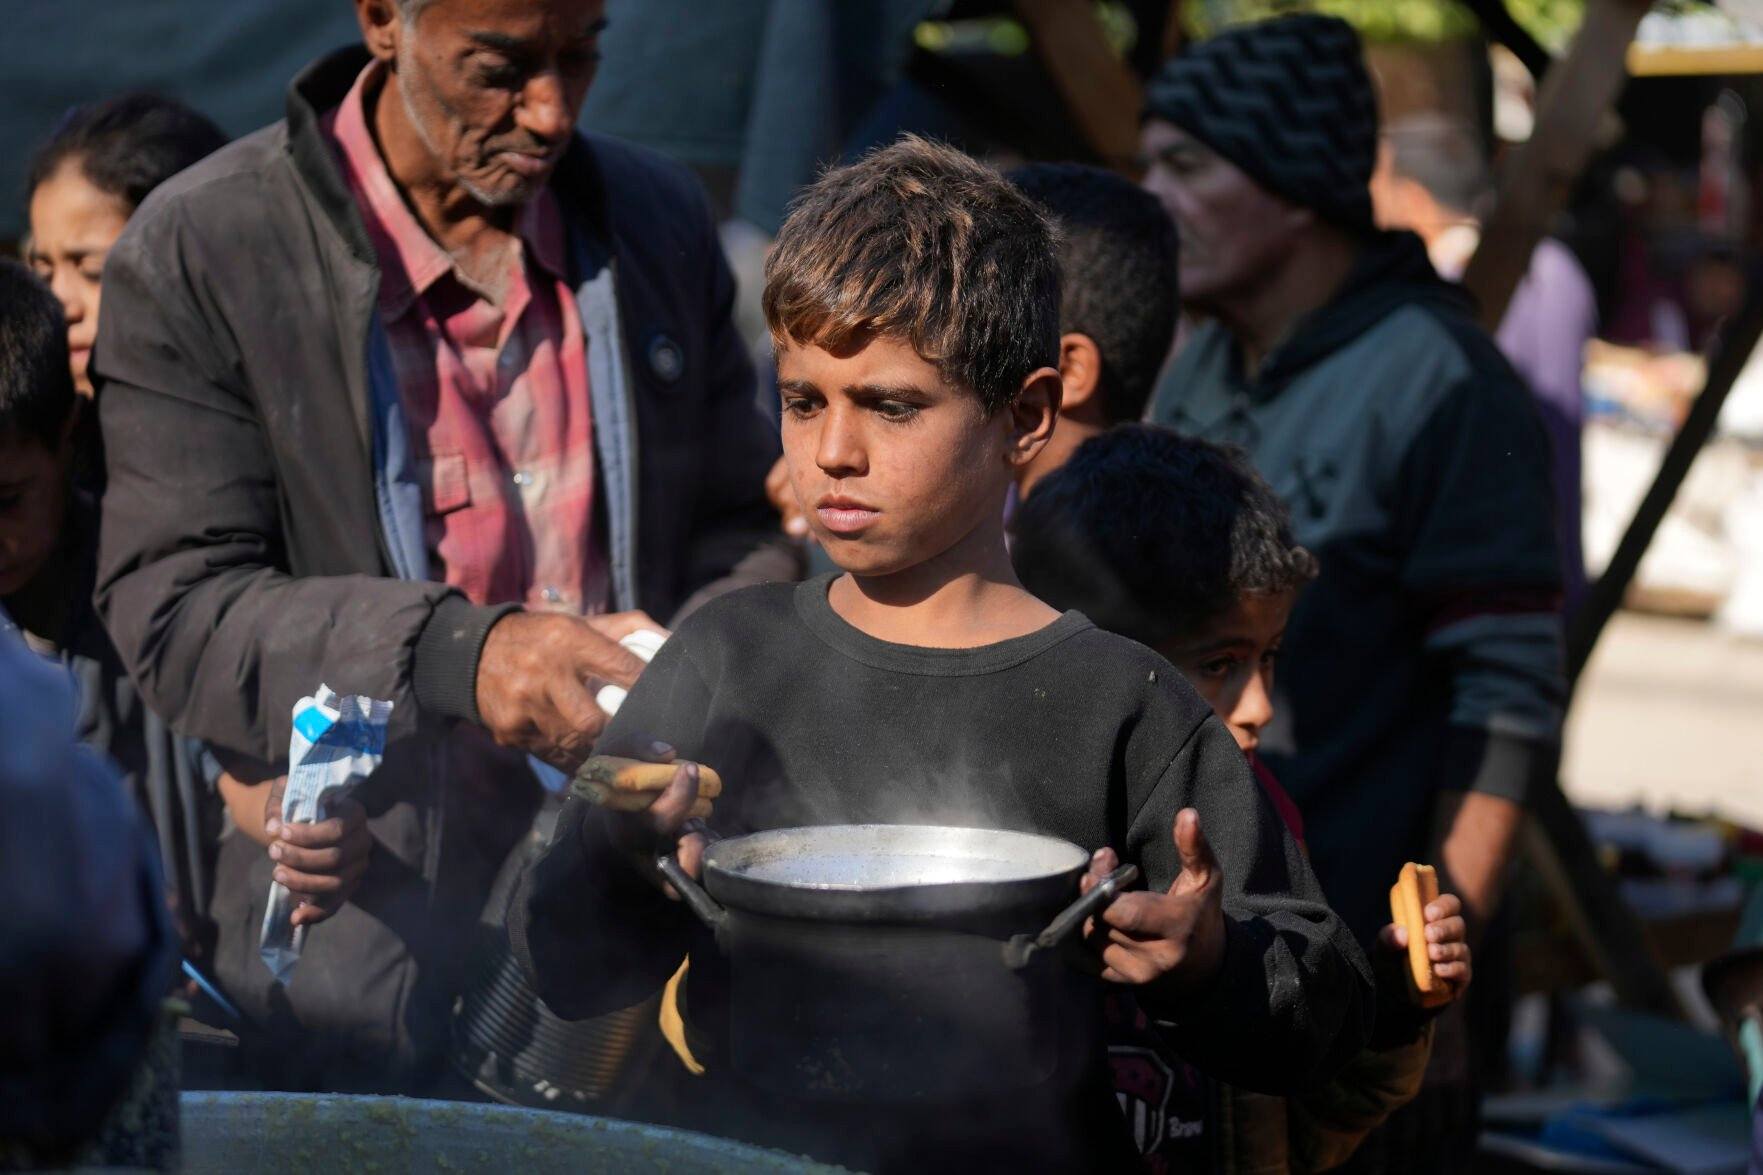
1003, 863, 1140, 970
656, 853, 726, 929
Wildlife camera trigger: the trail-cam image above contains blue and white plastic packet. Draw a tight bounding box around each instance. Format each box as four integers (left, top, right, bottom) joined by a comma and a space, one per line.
259, 685, 392, 983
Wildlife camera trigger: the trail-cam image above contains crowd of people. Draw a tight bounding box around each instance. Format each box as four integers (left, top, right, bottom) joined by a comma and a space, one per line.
2, 1, 1574, 1172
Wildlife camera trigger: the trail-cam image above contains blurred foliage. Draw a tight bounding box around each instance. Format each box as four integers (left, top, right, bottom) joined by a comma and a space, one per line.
916, 0, 1592, 59
915, 3, 1139, 57
1185, 0, 1588, 49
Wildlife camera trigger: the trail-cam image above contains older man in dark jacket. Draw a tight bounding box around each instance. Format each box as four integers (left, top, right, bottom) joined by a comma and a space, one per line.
91, 0, 791, 1090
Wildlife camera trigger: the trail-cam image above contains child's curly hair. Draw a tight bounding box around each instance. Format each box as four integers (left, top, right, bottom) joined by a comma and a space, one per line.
1013, 424, 1319, 647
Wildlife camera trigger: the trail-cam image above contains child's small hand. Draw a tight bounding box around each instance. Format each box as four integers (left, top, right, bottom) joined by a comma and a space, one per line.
1378, 891, 1472, 1003
585, 736, 716, 890
263, 775, 372, 929
1080, 809, 1227, 993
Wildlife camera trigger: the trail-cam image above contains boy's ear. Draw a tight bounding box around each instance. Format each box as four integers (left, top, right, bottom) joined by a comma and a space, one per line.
1057, 333, 1104, 420
1005, 366, 1062, 469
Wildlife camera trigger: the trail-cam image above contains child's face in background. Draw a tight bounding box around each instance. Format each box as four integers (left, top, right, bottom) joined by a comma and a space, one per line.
0, 427, 72, 597
1156, 589, 1297, 755
27, 162, 130, 398
777, 335, 1047, 579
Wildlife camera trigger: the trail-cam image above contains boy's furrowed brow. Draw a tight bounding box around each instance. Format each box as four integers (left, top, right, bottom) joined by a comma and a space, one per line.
848, 381, 932, 400
778, 378, 932, 399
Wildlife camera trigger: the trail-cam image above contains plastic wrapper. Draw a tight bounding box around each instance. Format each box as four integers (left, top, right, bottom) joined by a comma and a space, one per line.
259, 685, 392, 983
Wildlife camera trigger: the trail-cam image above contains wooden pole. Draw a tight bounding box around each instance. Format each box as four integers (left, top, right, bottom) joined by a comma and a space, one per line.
1458, 0, 1694, 1016
1161, 0, 1186, 63
1537, 296, 1763, 1011
1520, 282, 1746, 1014
1457, 0, 1554, 81
1012, 0, 1145, 172
1460, 0, 1653, 330
1524, 785, 1689, 1017
1568, 289, 1763, 686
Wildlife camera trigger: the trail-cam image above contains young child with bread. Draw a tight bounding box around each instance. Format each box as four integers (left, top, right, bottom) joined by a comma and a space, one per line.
509, 136, 1373, 1174
1014, 422, 1472, 1172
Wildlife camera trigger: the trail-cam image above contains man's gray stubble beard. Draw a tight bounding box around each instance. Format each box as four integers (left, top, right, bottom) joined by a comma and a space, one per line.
395, 37, 531, 210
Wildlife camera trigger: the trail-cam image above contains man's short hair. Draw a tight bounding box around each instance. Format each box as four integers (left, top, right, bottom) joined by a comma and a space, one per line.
1006, 162, 1178, 424
1013, 424, 1317, 646
763, 135, 1061, 415
0, 260, 76, 448
1383, 114, 1491, 220
27, 92, 226, 215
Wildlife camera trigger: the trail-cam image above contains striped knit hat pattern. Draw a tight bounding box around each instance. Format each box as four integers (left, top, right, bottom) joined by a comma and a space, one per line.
1143, 14, 1379, 231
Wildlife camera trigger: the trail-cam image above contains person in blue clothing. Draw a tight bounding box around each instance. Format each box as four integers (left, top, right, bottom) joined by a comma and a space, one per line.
0, 605, 175, 1164
0, 258, 222, 969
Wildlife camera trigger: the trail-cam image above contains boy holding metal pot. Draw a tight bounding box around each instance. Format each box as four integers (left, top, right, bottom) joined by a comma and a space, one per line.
510, 136, 1372, 1173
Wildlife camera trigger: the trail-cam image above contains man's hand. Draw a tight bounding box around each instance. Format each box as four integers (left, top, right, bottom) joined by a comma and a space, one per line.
587, 610, 670, 646
1378, 891, 1472, 1004
765, 456, 809, 538
1081, 808, 1227, 993
263, 776, 372, 929
475, 611, 656, 771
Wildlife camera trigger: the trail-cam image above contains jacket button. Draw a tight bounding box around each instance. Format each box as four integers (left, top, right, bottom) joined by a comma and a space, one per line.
647, 333, 684, 384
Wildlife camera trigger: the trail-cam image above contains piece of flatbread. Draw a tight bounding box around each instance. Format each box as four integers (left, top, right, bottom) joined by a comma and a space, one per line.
571, 755, 722, 815
1389, 862, 1451, 1008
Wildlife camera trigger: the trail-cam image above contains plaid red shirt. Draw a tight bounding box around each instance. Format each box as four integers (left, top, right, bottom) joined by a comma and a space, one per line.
325, 62, 605, 614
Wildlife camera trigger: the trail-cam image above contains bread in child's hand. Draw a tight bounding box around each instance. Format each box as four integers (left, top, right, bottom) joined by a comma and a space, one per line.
572, 755, 722, 815
1389, 862, 1452, 1009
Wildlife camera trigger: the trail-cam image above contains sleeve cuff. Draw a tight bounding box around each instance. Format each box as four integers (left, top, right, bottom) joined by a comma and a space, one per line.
1144, 912, 1251, 1027
1439, 727, 1556, 805
411, 594, 522, 725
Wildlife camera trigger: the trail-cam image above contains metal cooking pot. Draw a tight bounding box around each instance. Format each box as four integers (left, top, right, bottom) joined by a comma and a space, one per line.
656, 824, 1136, 1103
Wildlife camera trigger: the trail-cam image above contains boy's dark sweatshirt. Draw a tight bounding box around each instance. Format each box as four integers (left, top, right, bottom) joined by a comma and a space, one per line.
510, 577, 1372, 1171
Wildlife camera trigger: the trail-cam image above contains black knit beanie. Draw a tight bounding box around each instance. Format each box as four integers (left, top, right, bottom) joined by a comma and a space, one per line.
1143, 14, 1379, 231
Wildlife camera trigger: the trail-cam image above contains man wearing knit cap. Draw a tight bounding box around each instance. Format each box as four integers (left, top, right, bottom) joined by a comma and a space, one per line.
1142, 15, 1565, 1171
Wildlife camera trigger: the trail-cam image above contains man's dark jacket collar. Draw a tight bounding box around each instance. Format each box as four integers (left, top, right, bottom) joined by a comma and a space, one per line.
1248, 229, 1476, 394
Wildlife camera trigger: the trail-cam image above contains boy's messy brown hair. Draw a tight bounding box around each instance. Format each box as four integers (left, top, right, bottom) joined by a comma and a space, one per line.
762, 135, 1061, 415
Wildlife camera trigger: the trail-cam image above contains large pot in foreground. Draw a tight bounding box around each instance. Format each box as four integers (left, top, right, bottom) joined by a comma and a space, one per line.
177, 1092, 842, 1173
657, 824, 1135, 1103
